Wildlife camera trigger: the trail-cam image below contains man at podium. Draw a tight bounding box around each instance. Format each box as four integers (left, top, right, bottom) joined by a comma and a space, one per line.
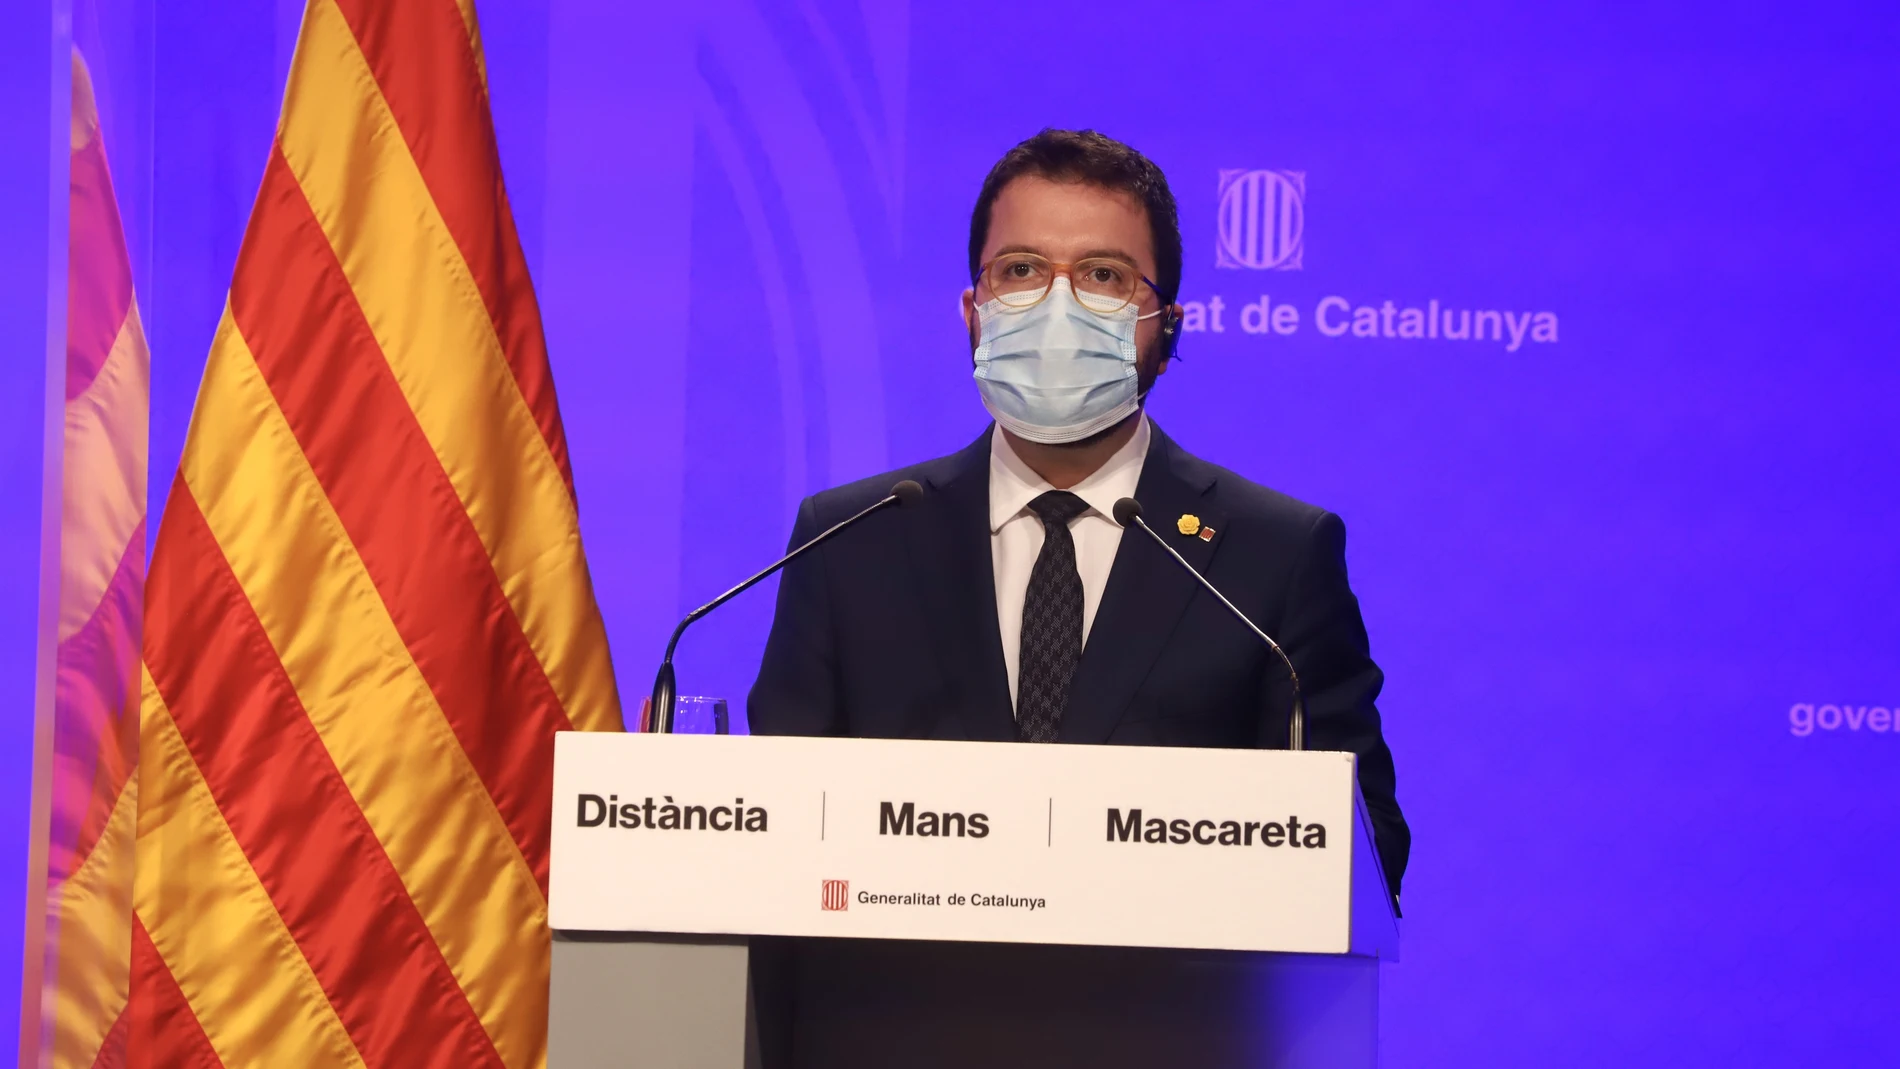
750, 128, 1409, 897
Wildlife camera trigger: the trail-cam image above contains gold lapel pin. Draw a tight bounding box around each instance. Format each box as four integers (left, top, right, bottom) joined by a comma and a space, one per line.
1177, 514, 1202, 537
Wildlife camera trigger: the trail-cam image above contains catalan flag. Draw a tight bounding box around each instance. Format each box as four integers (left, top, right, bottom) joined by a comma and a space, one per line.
123, 1, 622, 1065
37, 47, 147, 1069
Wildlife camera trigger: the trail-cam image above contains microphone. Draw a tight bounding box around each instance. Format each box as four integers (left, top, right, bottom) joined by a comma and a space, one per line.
1111, 497, 1306, 751
645, 479, 924, 732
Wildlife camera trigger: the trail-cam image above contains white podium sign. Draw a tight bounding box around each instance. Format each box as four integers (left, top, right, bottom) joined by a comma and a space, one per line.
549, 732, 1396, 957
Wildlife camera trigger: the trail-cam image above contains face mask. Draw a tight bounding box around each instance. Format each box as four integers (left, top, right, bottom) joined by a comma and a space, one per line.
972, 278, 1161, 445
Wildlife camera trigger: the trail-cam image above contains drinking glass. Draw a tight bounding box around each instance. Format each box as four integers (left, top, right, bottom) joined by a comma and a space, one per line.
672, 695, 730, 735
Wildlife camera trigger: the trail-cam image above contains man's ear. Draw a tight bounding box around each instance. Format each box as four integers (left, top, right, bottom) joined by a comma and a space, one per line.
1159, 302, 1184, 364
961, 288, 978, 346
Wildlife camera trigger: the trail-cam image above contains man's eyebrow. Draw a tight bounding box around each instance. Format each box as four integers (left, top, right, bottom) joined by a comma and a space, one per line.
989, 243, 1141, 266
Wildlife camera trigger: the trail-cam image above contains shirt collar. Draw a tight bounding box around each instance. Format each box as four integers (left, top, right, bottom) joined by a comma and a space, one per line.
988, 414, 1151, 533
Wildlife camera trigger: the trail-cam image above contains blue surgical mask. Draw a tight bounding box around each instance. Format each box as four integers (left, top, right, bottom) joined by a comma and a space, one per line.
972, 278, 1161, 445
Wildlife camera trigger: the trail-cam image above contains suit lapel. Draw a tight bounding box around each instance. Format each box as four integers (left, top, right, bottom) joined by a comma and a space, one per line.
1060, 424, 1226, 743
904, 429, 1017, 740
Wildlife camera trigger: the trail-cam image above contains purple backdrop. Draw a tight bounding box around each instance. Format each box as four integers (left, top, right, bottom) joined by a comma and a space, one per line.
4, 0, 1896, 1064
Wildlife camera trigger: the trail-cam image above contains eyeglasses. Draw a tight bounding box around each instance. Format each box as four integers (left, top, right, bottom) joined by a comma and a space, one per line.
976, 252, 1163, 316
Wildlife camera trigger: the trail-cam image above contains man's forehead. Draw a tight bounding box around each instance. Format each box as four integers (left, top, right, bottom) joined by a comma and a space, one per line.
991, 176, 1146, 221
986, 177, 1153, 262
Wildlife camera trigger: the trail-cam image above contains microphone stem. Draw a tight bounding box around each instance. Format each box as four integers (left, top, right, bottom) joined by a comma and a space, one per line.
646, 491, 903, 733
1133, 515, 1306, 751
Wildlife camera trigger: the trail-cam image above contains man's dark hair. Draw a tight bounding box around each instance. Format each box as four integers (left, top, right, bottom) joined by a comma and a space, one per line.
968, 129, 1183, 306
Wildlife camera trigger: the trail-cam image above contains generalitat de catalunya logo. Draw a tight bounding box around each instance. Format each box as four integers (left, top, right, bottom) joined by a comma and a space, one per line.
821, 879, 849, 911
1217, 169, 1305, 271
1193, 167, 1559, 350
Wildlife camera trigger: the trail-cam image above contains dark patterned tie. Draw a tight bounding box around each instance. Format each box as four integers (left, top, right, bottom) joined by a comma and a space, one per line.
1016, 490, 1090, 743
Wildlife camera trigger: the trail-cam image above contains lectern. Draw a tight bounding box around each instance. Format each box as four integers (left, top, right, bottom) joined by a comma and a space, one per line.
548, 732, 1398, 1068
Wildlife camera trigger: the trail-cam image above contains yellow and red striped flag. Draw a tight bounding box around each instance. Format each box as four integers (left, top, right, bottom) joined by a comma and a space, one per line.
37, 47, 147, 1069
126, 1, 622, 1066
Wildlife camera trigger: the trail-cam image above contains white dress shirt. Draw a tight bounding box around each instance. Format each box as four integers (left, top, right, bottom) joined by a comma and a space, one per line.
990, 415, 1151, 714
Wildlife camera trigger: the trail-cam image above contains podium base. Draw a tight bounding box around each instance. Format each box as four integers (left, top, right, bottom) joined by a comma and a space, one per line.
552, 932, 1376, 1069
769, 938, 1376, 1069
550, 932, 762, 1069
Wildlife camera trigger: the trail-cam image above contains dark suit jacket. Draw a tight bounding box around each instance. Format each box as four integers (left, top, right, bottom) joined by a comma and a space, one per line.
748, 423, 1410, 896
